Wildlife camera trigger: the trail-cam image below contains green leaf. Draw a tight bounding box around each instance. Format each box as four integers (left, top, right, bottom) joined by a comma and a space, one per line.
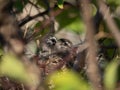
0, 53, 38, 86
103, 38, 115, 46
56, 4, 97, 34
13, 0, 28, 12
47, 70, 91, 90
56, 6, 86, 34
57, 0, 64, 9
90, 4, 97, 16
65, 18, 86, 34
104, 59, 119, 90
106, 0, 120, 11
0, 49, 3, 57
114, 17, 120, 29
106, 0, 120, 6
56, 7, 79, 29
37, 0, 48, 9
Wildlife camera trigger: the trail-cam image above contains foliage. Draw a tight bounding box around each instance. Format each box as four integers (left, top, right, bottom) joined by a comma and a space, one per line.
0, 0, 120, 90
104, 58, 119, 90
0, 53, 39, 86
57, 0, 64, 9
47, 70, 91, 90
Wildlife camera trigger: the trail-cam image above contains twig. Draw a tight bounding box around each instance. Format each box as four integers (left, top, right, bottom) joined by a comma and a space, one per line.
18, 9, 49, 26
98, 0, 120, 48
26, 5, 72, 41
18, 1, 77, 27
28, 0, 40, 10
19, 0, 50, 26
80, 0, 102, 90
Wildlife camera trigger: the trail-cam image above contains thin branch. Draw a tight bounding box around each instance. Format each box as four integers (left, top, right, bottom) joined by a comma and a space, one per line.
80, 0, 102, 90
18, 1, 77, 27
28, 0, 40, 9
26, 5, 72, 41
98, 0, 120, 48
19, 0, 50, 27
18, 9, 49, 27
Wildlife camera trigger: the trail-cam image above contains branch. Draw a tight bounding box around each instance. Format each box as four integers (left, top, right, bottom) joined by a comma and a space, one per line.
18, 9, 49, 27
18, 1, 76, 27
19, 0, 50, 27
28, 0, 40, 9
80, 0, 103, 90
98, 0, 120, 48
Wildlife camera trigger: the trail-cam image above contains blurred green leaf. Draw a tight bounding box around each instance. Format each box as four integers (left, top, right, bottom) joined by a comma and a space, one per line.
56, 4, 97, 34
103, 39, 115, 46
106, 0, 120, 11
13, 0, 28, 12
106, 0, 120, 6
47, 70, 91, 90
56, 7, 85, 34
0, 53, 38, 86
114, 17, 120, 29
91, 4, 97, 16
37, 0, 48, 9
104, 59, 119, 90
65, 18, 85, 34
57, 0, 64, 9
92, 0, 97, 5
0, 49, 3, 57
102, 38, 116, 60
56, 7, 79, 29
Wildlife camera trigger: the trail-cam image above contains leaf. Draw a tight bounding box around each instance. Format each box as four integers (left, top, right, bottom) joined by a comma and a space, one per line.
57, 0, 64, 9
106, 0, 120, 6
65, 18, 86, 34
103, 38, 115, 46
0, 49, 3, 57
37, 0, 48, 9
47, 70, 91, 90
106, 0, 120, 11
0, 53, 38, 86
56, 6, 86, 34
13, 0, 28, 12
114, 17, 120, 29
104, 59, 119, 90
90, 4, 97, 16
56, 7, 79, 29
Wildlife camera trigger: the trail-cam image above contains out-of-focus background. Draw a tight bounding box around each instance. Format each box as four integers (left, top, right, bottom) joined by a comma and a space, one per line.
0, 0, 120, 90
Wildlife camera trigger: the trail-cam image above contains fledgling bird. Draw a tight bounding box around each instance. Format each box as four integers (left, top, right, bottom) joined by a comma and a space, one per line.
39, 35, 74, 60
39, 36, 75, 77
39, 36, 57, 58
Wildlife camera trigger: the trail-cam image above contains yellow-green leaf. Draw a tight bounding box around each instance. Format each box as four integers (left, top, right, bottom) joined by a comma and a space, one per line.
47, 70, 91, 90
57, 0, 64, 9
104, 59, 119, 90
0, 53, 39, 86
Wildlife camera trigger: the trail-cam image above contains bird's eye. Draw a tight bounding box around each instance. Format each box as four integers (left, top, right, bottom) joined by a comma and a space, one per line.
58, 38, 72, 47
46, 36, 57, 46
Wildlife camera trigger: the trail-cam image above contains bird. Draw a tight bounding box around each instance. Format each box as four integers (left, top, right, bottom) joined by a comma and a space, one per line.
39, 36, 73, 73
39, 36, 57, 59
